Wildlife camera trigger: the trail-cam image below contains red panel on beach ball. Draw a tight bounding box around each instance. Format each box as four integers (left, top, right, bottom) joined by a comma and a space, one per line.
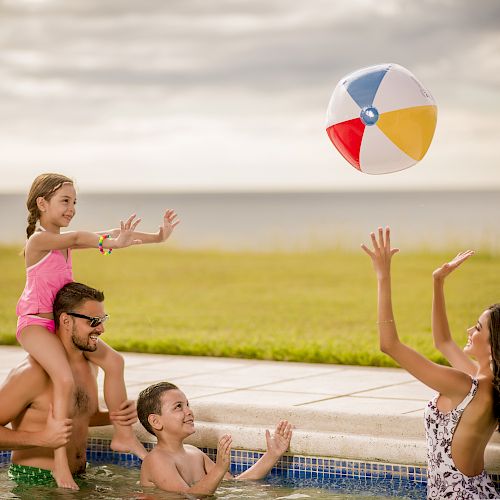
326, 118, 365, 170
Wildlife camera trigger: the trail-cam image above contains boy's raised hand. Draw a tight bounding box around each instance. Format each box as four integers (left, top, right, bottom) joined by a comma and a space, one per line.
215, 434, 232, 473
157, 209, 180, 243
265, 420, 293, 459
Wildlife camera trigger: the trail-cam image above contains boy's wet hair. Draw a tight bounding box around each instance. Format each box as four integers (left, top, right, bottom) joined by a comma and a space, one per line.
137, 382, 179, 436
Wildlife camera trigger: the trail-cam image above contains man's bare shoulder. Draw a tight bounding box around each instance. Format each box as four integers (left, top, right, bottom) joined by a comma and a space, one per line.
0, 355, 49, 425
1, 355, 48, 393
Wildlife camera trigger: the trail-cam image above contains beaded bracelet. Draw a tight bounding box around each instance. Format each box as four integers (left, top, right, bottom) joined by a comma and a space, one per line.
98, 234, 112, 256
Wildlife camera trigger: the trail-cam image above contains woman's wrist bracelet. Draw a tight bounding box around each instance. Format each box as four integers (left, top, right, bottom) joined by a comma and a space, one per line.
377, 319, 394, 325
98, 234, 113, 256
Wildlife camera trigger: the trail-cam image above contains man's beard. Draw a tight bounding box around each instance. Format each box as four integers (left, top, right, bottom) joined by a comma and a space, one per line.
71, 324, 98, 352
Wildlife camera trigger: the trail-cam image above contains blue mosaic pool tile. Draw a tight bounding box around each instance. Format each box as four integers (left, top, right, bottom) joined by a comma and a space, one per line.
3, 437, 497, 493
0, 451, 11, 467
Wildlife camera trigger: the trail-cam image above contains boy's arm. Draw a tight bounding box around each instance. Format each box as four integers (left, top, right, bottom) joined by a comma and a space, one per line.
143, 437, 231, 495
235, 421, 293, 481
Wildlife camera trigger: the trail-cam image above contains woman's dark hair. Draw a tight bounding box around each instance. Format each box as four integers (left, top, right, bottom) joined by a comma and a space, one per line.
488, 304, 500, 432
137, 382, 179, 436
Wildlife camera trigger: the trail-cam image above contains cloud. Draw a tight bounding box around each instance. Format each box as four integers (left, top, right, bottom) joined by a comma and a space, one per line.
0, 0, 499, 190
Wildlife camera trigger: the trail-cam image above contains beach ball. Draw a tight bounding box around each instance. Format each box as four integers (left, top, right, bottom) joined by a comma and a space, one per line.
325, 63, 437, 174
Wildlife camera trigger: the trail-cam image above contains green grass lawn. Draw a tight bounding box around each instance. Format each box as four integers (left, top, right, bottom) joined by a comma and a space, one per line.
1, 245, 498, 367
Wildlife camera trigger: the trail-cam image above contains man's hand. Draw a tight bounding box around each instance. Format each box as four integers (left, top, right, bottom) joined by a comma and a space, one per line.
265, 420, 293, 459
38, 404, 72, 448
110, 400, 138, 427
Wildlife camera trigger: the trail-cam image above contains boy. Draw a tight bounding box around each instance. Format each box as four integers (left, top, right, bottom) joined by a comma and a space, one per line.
137, 382, 293, 495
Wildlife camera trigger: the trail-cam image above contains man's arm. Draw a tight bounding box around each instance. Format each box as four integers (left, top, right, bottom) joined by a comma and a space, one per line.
89, 400, 138, 427
0, 359, 71, 449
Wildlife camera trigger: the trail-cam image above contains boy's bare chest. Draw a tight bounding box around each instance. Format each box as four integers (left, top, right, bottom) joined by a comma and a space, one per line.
176, 453, 206, 485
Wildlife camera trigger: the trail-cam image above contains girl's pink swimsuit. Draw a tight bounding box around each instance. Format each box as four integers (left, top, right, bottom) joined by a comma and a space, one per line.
16, 249, 73, 340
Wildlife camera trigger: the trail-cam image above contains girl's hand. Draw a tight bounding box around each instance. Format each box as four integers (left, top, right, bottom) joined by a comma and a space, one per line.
113, 214, 143, 248
157, 209, 180, 243
361, 227, 399, 280
215, 434, 232, 473
265, 420, 293, 459
432, 250, 474, 281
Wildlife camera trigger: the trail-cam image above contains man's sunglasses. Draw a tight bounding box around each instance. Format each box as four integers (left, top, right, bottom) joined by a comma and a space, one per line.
67, 312, 109, 328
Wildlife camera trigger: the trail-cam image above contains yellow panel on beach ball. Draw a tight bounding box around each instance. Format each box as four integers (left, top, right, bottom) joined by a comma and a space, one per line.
377, 105, 437, 161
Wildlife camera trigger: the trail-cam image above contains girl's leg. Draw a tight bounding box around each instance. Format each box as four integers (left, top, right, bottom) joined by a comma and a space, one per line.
19, 326, 78, 490
85, 341, 147, 459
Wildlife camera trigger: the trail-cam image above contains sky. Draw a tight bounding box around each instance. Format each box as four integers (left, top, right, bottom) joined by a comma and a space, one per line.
1, 0, 499, 192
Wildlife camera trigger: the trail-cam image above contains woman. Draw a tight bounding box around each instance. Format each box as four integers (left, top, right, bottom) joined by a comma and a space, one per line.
362, 227, 499, 499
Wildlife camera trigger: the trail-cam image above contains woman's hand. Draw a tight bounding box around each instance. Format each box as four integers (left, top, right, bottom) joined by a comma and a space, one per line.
432, 250, 474, 282
361, 227, 399, 280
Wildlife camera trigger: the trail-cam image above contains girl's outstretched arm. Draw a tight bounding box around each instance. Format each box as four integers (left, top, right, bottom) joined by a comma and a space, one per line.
361, 227, 471, 400
96, 209, 179, 244
29, 214, 142, 252
432, 251, 478, 376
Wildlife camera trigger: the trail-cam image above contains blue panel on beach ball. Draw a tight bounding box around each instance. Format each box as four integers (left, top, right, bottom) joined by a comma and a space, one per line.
345, 67, 389, 109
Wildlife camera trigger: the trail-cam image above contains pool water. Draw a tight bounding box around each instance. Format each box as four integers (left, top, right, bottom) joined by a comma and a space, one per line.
0, 461, 426, 499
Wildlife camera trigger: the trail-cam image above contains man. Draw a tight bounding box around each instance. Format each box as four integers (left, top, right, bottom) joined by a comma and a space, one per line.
0, 282, 138, 487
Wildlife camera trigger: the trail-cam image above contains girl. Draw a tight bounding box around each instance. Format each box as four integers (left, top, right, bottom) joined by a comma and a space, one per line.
17, 173, 179, 489
362, 227, 498, 499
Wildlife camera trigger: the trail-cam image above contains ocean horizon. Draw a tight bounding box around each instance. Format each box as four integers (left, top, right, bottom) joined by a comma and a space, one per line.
1, 190, 499, 252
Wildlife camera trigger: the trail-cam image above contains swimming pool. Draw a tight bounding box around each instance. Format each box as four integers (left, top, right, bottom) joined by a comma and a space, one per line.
0, 438, 430, 499
0, 463, 427, 499
0, 440, 445, 500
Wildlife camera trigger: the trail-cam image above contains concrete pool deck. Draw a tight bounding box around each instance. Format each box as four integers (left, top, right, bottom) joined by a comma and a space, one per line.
1, 346, 499, 472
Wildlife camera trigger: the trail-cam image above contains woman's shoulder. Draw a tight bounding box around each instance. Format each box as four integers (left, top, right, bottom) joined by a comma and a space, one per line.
468, 376, 495, 420
476, 376, 494, 401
